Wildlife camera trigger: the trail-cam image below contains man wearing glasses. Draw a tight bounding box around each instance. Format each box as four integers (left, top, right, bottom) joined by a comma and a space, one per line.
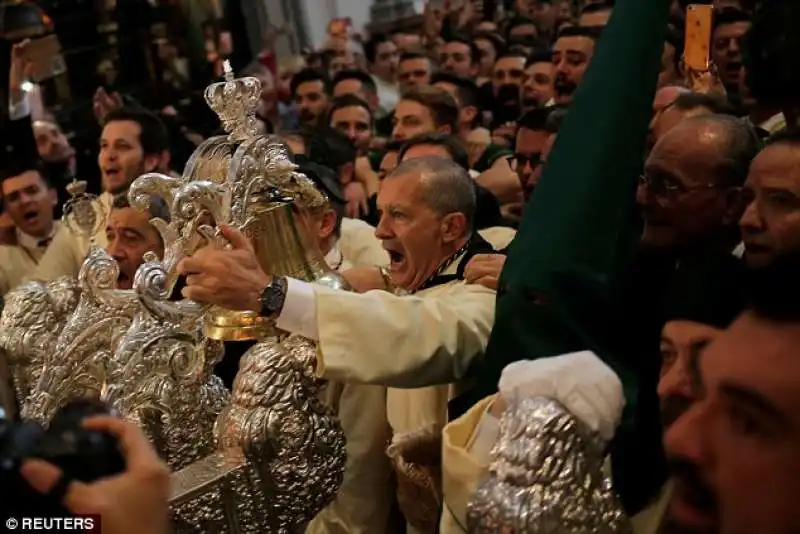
638, 114, 760, 254
510, 107, 566, 203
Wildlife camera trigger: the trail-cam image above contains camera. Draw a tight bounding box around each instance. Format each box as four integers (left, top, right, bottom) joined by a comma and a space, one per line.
0, 399, 126, 523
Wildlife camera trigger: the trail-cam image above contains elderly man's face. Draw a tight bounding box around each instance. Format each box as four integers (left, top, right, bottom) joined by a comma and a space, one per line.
740, 144, 800, 268
665, 311, 800, 534
375, 171, 459, 290
105, 207, 163, 289
659, 320, 723, 429
638, 120, 741, 251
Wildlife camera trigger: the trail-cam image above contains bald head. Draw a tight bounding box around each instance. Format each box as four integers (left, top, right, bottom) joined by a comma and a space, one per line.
651, 92, 734, 146
654, 114, 762, 187
653, 85, 690, 115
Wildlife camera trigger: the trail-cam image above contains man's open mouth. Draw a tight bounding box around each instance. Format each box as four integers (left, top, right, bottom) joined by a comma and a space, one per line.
384, 245, 406, 270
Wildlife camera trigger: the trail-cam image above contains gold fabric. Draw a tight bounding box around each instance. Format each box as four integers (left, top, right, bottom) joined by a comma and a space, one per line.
307, 254, 397, 534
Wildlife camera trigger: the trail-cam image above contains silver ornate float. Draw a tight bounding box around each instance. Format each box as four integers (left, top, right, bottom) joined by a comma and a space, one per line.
0, 60, 346, 533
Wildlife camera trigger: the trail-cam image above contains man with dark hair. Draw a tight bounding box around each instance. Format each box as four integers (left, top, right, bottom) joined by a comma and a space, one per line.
328, 94, 375, 152
491, 51, 527, 100
332, 69, 379, 110
474, 32, 507, 83
522, 50, 556, 110
0, 160, 58, 294
664, 250, 800, 534
440, 35, 481, 79
431, 73, 483, 142
392, 85, 460, 141
739, 131, 800, 269
552, 26, 600, 105
512, 107, 554, 199
33, 105, 171, 281
363, 34, 399, 113
291, 68, 332, 127
397, 52, 434, 93
505, 15, 539, 40
711, 10, 751, 97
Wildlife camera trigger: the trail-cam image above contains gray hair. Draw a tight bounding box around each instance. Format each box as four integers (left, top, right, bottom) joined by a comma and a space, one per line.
681, 114, 763, 186
112, 193, 171, 223
389, 156, 477, 233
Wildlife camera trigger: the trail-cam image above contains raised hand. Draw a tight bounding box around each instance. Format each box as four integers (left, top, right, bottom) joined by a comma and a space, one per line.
178, 225, 270, 312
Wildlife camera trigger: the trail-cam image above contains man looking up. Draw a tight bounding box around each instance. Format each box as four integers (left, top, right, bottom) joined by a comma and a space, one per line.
551, 27, 599, 105
34, 107, 170, 281
291, 68, 332, 128
0, 160, 58, 295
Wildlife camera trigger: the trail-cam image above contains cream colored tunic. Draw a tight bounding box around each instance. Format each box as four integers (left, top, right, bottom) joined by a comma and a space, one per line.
0, 245, 41, 295
30, 192, 112, 282
307, 246, 396, 534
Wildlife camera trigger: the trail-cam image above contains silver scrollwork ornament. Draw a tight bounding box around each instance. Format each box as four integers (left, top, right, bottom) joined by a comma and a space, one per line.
466, 397, 632, 534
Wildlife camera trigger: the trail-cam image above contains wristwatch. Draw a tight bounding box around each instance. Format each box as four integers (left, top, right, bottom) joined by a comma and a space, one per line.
258, 276, 288, 317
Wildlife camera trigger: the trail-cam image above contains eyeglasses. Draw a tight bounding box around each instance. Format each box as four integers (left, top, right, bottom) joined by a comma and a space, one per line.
638, 173, 720, 198
511, 153, 541, 171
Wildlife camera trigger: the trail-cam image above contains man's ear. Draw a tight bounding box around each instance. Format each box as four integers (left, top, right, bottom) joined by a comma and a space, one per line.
49, 188, 58, 207
367, 91, 380, 110
438, 124, 453, 136
440, 212, 469, 243
319, 209, 338, 240
144, 153, 161, 174
723, 186, 748, 226
462, 105, 478, 127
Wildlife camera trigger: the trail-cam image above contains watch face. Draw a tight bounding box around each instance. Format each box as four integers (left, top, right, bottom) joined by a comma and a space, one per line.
260, 277, 287, 316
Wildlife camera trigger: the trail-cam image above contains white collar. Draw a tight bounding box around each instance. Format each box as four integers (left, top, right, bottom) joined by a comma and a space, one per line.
16, 222, 57, 250
324, 242, 344, 271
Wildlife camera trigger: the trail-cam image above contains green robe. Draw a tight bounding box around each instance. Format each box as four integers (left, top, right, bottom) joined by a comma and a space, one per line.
451, 0, 672, 512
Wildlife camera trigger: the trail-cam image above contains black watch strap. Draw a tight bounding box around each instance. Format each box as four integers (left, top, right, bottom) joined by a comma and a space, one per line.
259, 276, 288, 317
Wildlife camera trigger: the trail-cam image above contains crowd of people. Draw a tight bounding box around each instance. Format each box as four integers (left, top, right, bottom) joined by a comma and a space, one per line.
2, 0, 800, 532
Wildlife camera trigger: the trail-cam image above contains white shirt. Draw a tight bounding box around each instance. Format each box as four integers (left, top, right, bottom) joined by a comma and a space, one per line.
16, 224, 58, 253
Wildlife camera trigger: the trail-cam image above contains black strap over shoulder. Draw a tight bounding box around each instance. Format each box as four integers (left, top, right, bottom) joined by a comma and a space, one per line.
422, 234, 502, 291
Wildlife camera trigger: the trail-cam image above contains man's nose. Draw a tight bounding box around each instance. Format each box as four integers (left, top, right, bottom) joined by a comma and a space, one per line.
739, 199, 763, 234
658, 356, 693, 400
663, 399, 709, 466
